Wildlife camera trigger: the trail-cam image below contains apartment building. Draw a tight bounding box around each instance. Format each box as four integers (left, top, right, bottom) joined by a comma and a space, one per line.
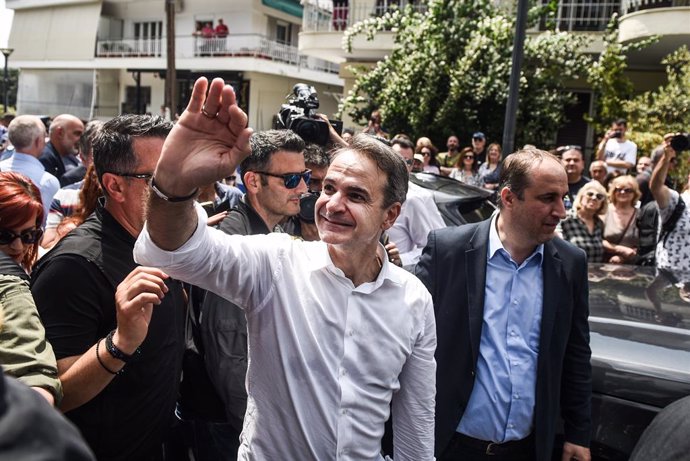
6, 0, 343, 130
299, 0, 690, 146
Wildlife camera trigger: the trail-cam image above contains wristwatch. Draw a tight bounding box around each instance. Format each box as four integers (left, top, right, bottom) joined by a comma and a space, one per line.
105, 330, 140, 363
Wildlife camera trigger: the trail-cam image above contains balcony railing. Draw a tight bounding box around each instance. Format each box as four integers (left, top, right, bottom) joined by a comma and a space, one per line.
537, 1, 620, 31
95, 34, 339, 74
303, 0, 427, 33
621, 0, 690, 14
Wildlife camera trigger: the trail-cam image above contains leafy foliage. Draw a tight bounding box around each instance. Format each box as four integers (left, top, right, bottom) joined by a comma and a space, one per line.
340, 0, 590, 148
585, 14, 657, 135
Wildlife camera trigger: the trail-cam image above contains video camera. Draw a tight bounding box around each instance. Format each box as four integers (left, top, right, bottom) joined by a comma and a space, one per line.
275, 83, 343, 146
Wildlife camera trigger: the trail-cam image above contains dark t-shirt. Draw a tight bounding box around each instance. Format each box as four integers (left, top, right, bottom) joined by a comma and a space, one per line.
31, 205, 186, 461
567, 176, 591, 209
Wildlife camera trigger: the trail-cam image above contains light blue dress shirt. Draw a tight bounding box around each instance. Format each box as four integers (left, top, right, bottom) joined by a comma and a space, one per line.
0, 152, 60, 222
458, 213, 544, 442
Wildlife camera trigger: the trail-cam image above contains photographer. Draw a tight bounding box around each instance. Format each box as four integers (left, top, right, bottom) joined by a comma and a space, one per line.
650, 135, 690, 272
596, 118, 638, 174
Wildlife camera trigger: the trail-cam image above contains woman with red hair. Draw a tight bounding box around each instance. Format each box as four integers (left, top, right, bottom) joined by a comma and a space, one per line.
0, 171, 44, 272
0, 171, 60, 405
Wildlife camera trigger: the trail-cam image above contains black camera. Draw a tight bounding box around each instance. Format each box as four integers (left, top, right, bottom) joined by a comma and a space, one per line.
670, 133, 690, 152
611, 130, 623, 139
275, 83, 343, 146
299, 191, 320, 223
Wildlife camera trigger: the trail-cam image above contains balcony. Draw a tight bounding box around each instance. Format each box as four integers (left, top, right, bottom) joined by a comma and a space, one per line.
618, 0, 690, 67
536, 1, 620, 32
302, 0, 427, 33
95, 34, 339, 74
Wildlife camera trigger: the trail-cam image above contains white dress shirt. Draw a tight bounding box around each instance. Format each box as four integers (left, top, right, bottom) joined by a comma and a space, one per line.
134, 204, 436, 461
0, 152, 60, 221
388, 182, 446, 266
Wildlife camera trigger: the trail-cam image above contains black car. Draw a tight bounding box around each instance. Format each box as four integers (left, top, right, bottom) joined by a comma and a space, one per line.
409, 172, 496, 225
587, 264, 690, 459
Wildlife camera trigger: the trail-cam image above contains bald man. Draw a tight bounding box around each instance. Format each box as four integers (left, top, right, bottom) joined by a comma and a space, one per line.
39, 114, 84, 186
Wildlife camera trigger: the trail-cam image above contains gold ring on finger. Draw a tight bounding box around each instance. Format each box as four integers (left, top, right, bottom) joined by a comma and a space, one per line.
201, 105, 218, 119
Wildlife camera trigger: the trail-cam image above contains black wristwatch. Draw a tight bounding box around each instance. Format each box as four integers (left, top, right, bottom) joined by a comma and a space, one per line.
105, 330, 140, 363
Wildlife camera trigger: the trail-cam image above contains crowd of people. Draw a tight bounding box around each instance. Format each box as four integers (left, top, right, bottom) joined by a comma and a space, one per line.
0, 79, 688, 461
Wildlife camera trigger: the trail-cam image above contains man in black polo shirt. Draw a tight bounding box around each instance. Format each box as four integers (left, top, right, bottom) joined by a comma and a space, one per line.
31, 115, 186, 461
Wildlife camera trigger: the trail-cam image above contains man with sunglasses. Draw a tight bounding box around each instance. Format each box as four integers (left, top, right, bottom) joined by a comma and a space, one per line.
180, 129, 309, 459
31, 115, 187, 460
134, 77, 436, 460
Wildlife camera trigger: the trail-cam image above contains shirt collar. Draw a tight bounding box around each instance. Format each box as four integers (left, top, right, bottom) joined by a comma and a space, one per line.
488, 212, 544, 265
318, 241, 402, 292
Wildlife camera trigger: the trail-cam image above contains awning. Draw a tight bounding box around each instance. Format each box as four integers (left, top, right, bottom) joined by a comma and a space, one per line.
262, 0, 304, 18
8, 1, 102, 61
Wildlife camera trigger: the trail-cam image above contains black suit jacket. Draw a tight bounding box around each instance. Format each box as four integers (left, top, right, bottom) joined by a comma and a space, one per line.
39, 142, 65, 180
415, 218, 592, 461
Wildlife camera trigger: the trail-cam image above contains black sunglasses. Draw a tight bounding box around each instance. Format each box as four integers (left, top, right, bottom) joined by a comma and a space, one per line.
557, 145, 582, 153
464, 155, 475, 160
110, 172, 153, 182
254, 169, 311, 189
0, 228, 44, 245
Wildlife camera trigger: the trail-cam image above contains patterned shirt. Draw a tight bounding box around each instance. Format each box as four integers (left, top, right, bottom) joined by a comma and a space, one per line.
559, 209, 605, 263
656, 189, 690, 273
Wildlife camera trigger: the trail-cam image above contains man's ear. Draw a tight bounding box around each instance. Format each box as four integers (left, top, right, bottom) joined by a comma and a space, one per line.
499, 186, 515, 209
381, 202, 402, 231
100, 173, 126, 202
244, 171, 260, 193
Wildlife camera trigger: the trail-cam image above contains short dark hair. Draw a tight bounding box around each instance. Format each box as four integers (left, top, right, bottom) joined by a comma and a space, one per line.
390, 137, 414, 151
303, 143, 330, 169
497, 148, 560, 209
93, 114, 172, 188
331, 134, 408, 208
241, 130, 305, 184
614, 118, 628, 127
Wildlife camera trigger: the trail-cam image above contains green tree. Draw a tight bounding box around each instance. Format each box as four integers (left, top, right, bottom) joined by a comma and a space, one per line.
585, 14, 657, 136
0, 68, 19, 113
340, 0, 590, 148
623, 46, 690, 185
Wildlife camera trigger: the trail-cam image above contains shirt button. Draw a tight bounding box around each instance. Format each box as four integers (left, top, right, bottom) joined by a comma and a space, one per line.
340, 368, 346, 376
513, 300, 518, 305
514, 394, 520, 399
508, 423, 514, 429
348, 329, 354, 337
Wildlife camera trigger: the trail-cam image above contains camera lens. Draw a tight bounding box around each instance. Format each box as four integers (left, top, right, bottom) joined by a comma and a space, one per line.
299, 192, 319, 223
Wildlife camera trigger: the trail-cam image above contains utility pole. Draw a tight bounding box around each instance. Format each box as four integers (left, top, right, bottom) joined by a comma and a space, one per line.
165, 0, 176, 118
0, 48, 14, 112
501, 0, 529, 157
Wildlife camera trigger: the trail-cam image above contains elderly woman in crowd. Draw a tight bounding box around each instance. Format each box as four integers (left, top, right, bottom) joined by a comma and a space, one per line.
0, 171, 62, 405
449, 147, 481, 186
603, 175, 640, 264
559, 180, 608, 263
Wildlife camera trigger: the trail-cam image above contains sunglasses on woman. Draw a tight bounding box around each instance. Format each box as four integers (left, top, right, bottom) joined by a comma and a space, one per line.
615, 187, 633, 194
0, 228, 44, 245
254, 169, 312, 189
585, 191, 605, 201
463, 155, 474, 160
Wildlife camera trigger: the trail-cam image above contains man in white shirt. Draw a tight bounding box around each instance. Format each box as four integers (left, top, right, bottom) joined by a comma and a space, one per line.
596, 118, 637, 174
0, 115, 59, 219
389, 137, 446, 266
134, 77, 436, 460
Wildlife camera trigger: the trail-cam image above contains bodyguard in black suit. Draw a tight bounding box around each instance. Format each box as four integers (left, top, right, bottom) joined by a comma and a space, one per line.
416, 149, 592, 461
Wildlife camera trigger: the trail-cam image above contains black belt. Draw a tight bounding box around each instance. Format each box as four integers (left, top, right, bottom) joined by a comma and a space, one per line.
454, 432, 534, 456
